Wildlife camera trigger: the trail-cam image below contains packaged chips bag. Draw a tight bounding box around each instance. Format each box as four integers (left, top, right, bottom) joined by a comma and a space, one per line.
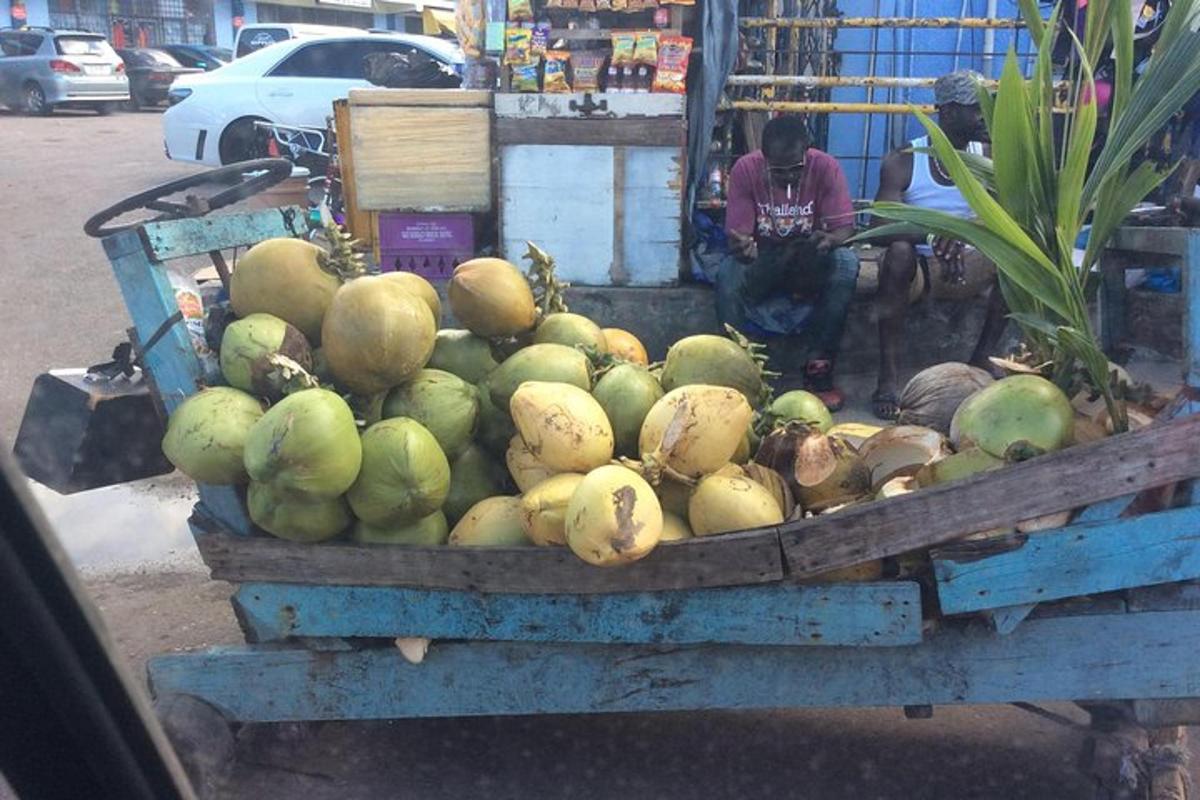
653, 34, 692, 93
531, 21, 551, 54
633, 30, 659, 64
572, 51, 605, 91
505, 27, 532, 63
543, 50, 571, 92
509, 0, 533, 21
611, 31, 636, 66
511, 58, 541, 91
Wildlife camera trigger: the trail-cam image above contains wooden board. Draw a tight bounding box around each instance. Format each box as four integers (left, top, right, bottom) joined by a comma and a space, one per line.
349, 105, 491, 212
332, 99, 372, 248
139, 206, 305, 262
493, 92, 686, 118
495, 117, 686, 148
781, 413, 1200, 577
194, 528, 783, 594
348, 88, 492, 107
231, 581, 921, 646
932, 505, 1200, 615
147, 608, 1200, 722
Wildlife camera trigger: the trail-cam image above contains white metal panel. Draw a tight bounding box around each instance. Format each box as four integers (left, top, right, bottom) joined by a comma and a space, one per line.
500, 144, 616, 285
494, 92, 686, 119
619, 146, 684, 286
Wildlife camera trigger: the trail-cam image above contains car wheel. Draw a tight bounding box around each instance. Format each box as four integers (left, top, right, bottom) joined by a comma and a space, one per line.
96, 102, 115, 116
127, 91, 142, 111
23, 83, 51, 116
218, 117, 269, 165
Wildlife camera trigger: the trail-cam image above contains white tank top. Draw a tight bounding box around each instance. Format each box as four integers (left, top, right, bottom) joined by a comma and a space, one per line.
902, 136, 984, 255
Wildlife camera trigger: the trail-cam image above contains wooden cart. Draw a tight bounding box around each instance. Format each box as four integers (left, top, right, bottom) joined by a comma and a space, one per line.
97, 190, 1200, 798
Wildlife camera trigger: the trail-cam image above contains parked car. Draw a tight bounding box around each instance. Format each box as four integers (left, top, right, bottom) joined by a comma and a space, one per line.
163, 33, 463, 165
233, 23, 361, 59
116, 48, 202, 109
161, 43, 231, 71
0, 27, 128, 114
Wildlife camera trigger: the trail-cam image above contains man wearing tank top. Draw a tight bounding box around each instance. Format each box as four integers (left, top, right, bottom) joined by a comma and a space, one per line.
718, 115, 860, 411
869, 70, 1009, 420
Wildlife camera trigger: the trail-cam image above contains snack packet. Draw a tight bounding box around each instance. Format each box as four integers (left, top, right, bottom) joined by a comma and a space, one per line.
633, 30, 659, 64
611, 31, 636, 66
505, 27, 532, 62
531, 21, 551, 54
653, 34, 692, 93
578, 0, 596, 10
454, 0, 485, 57
572, 51, 605, 91
543, 50, 571, 92
610, 0, 628, 10
509, 0, 533, 21
511, 58, 540, 91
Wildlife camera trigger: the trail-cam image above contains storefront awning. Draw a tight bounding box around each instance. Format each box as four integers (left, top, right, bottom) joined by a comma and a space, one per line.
422, 7, 455, 35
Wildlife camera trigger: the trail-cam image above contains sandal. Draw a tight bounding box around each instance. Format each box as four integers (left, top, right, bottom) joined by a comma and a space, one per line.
804, 360, 846, 413
872, 388, 901, 421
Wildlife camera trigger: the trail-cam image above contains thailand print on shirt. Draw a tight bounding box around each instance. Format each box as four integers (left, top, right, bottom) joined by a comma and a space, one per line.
725, 148, 856, 243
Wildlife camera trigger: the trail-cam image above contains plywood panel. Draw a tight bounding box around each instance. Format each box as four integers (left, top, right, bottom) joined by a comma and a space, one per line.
494, 92, 685, 118
350, 106, 491, 211
620, 147, 683, 285
349, 88, 492, 107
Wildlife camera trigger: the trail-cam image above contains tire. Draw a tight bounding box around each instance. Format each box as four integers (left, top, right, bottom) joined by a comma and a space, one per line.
218, 117, 269, 165
23, 82, 51, 116
127, 91, 141, 111
95, 102, 115, 116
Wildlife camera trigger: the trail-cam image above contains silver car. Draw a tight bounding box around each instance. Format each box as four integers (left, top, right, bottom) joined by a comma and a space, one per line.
0, 27, 129, 115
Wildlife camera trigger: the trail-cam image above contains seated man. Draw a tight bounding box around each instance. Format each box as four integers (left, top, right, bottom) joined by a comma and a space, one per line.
871, 70, 1008, 420
717, 115, 859, 410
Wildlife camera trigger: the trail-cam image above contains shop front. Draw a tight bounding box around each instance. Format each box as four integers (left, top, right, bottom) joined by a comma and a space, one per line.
47, 0, 213, 44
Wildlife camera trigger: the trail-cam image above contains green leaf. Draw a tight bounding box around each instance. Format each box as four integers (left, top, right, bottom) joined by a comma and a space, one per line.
991, 49, 1039, 232
1107, 0, 1133, 122
1016, 0, 1046, 45
849, 222, 926, 244
1056, 29, 1097, 231
1082, 161, 1172, 275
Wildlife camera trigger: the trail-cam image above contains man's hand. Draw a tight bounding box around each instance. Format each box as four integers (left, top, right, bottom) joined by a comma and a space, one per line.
813, 230, 838, 255
729, 231, 758, 263
932, 236, 967, 284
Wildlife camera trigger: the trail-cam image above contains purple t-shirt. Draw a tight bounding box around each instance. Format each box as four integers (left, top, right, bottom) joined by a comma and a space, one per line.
725, 148, 856, 242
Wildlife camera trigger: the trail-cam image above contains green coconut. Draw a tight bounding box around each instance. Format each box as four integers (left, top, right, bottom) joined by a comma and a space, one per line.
219, 312, 313, 400
229, 237, 341, 344
764, 390, 832, 433
533, 313, 608, 352
427, 329, 500, 385
247, 481, 351, 543
445, 444, 508, 525
352, 510, 449, 546
162, 387, 264, 484
321, 275, 437, 396
347, 418, 450, 527
592, 364, 665, 458
379, 271, 440, 324
660, 334, 766, 407
243, 388, 362, 498
382, 369, 479, 460
485, 343, 592, 409
476, 382, 518, 457
310, 347, 335, 386
950, 375, 1075, 460
915, 446, 1005, 487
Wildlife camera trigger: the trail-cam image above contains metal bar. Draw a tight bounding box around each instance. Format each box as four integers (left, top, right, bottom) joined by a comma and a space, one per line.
726, 75, 996, 87
729, 100, 937, 113
741, 16, 1024, 28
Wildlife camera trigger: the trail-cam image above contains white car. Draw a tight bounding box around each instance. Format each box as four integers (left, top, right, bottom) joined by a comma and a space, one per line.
162, 33, 463, 165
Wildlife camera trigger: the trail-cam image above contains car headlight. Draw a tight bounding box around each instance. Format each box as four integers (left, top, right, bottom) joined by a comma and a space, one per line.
167, 87, 193, 106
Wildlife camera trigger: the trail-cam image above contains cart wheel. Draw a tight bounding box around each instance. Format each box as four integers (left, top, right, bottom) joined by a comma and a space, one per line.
154, 693, 236, 799
83, 157, 293, 238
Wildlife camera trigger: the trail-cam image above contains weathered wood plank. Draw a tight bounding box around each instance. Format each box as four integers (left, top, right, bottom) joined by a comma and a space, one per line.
193, 526, 784, 594
232, 581, 921, 646
495, 118, 687, 148
138, 206, 305, 262
1126, 581, 1200, 613
782, 413, 1200, 577
933, 506, 1200, 615
349, 88, 493, 107
493, 92, 685, 118
147, 609, 1200, 722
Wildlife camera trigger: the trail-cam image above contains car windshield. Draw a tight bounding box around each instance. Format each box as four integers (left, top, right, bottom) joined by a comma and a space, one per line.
137, 49, 182, 67
205, 46, 232, 62
54, 36, 118, 58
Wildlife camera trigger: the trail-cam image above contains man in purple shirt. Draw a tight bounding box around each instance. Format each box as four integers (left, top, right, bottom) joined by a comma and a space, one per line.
717, 115, 859, 410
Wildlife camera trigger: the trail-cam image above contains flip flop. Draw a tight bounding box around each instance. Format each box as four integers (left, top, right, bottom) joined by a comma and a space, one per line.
872, 389, 901, 421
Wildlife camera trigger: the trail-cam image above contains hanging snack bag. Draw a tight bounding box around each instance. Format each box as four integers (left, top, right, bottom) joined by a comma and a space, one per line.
531, 21, 551, 54
610, 0, 628, 10
543, 50, 571, 92
509, 0, 534, 21
511, 58, 541, 91
505, 27, 532, 62
611, 30, 636, 66
578, 0, 597, 11
653, 34, 692, 93
454, 0, 485, 57
633, 30, 659, 65
572, 51, 605, 91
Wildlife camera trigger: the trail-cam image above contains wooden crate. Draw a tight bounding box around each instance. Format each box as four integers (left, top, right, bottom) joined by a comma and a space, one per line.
347, 89, 492, 213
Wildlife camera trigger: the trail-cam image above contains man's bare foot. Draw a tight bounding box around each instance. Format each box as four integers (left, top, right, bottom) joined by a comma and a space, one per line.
872, 387, 900, 421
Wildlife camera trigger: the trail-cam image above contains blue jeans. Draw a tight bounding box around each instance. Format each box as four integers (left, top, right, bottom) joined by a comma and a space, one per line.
715, 243, 860, 361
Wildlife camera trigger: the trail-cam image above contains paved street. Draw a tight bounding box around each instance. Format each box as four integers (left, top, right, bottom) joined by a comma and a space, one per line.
0, 110, 1192, 799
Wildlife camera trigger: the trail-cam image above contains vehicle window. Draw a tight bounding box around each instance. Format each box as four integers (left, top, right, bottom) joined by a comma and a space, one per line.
209, 47, 233, 62
54, 36, 117, 58
237, 28, 288, 58
268, 41, 371, 79
0, 34, 19, 57
141, 49, 183, 67
17, 33, 44, 55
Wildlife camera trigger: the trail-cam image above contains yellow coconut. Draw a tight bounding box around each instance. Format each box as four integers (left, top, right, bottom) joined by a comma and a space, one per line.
229, 237, 342, 343
448, 258, 537, 337
321, 275, 437, 395
602, 328, 649, 365
379, 270, 441, 324
448, 496, 531, 547
638, 385, 754, 478
688, 473, 784, 537
505, 434, 558, 492
510, 381, 614, 474
659, 512, 693, 541
519, 473, 585, 546
565, 464, 663, 566
742, 462, 797, 519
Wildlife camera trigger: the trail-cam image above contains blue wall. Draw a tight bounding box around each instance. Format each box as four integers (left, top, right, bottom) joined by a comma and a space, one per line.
824, 0, 1036, 199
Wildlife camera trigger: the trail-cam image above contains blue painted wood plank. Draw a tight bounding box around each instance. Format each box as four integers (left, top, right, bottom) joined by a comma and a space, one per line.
1184, 229, 1200, 388
1075, 495, 1134, 523
232, 581, 923, 647
934, 505, 1200, 615
139, 206, 305, 262
147, 609, 1200, 722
